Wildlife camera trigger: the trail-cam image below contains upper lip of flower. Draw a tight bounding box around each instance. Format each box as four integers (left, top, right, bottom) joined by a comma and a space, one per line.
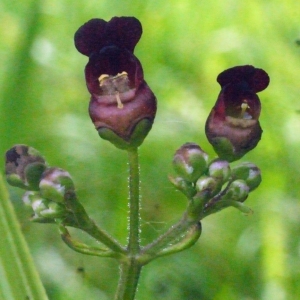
74, 17, 145, 104
74, 17, 143, 56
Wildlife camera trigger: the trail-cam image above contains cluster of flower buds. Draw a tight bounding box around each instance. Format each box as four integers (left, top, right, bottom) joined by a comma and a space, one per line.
5, 145, 76, 223
74, 17, 157, 150
170, 143, 262, 216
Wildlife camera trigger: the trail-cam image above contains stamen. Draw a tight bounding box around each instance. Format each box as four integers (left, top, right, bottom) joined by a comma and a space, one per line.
98, 72, 129, 109
98, 74, 110, 86
115, 92, 124, 109
116, 71, 128, 78
241, 103, 249, 115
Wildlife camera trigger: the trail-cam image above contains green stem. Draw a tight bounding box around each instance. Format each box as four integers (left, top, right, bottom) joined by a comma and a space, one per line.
142, 210, 194, 255
59, 225, 122, 259
115, 260, 142, 300
114, 148, 142, 300
141, 196, 206, 257
0, 174, 48, 300
63, 193, 125, 254
127, 148, 140, 254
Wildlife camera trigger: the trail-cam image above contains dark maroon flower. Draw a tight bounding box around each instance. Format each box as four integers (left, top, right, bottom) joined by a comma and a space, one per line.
205, 65, 269, 162
74, 17, 157, 149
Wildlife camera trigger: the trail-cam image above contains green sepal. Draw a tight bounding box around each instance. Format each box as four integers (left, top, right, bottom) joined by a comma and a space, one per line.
24, 162, 47, 190
210, 137, 242, 162
6, 174, 28, 190
231, 162, 262, 191
168, 175, 197, 198
172, 143, 208, 182
195, 175, 222, 198
204, 200, 252, 217
39, 201, 66, 218
155, 222, 202, 258
221, 179, 249, 202
208, 159, 231, 183
39, 168, 75, 203
98, 118, 153, 150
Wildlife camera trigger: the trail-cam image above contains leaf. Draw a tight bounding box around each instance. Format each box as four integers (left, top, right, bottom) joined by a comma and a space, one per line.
0, 174, 48, 300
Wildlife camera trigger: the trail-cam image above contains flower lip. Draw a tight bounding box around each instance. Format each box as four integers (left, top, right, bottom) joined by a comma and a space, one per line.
74, 17, 142, 56
217, 65, 270, 93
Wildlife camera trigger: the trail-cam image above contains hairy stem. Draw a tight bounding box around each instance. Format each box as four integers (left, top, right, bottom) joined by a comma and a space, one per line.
127, 148, 140, 254
115, 260, 142, 300
63, 192, 125, 254
115, 148, 142, 300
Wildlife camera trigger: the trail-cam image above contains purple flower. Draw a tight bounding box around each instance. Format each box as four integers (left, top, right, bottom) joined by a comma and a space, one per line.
205, 65, 269, 161
74, 17, 157, 149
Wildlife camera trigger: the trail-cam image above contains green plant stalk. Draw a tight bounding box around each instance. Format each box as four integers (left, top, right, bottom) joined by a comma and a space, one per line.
0, 174, 48, 300
63, 192, 126, 254
141, 209, 196, 256
127, 148, 141, 254
115, 148, 142, 300
59, 225, 120, 258
115, 260, 142, 300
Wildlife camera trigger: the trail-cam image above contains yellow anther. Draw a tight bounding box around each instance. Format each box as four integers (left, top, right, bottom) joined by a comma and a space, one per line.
98, 74, 110, 86
116, 71, 128, 77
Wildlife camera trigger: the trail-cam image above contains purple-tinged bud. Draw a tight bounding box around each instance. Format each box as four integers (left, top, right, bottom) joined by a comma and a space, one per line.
39, 168, 75, 203
231, 162, 261, 191
5, 145, 47, 190
208, 159, 231, 183
168, 175, 197, 198
222, 179, 250, 202
205, 65, 269, 162
173, 143, 209, 182
195, 175, 221, 198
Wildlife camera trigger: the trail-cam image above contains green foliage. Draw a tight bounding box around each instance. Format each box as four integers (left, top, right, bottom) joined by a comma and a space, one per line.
1, 0, 300, 299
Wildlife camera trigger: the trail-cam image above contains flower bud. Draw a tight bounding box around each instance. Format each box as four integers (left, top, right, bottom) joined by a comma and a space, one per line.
222, 179, 249, 202
39, 167, 75, 203
231, 162, 261, 191
168, 175, 197, 198
205, 65, 269, 161
5, 145, 47, 190
195, 175, 221, 198
31, 197, 66, 221
208, 159, 231, 183
172, 143, 208, 182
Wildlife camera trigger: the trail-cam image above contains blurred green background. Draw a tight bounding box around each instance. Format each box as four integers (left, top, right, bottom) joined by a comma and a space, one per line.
1, 0, 300, 299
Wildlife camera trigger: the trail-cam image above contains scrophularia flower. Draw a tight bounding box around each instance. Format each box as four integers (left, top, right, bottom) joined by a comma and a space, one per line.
74, 17, 157, 149
205, 65, 269, 162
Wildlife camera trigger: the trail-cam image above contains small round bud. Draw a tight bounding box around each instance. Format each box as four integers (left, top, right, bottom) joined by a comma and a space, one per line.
231, 162, 261, 191
168, 175, 197, 198
195, 175, 221, 198
208, 159, 231, 183
5, 145, 47, 190
39, 168, 75, 203
223, 179, 250, 202
22, 191, 40, 207
39, 202, 66, 218
173, 143, 208, 182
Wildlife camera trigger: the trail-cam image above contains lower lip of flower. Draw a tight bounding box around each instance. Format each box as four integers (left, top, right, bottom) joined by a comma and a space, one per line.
92, 88, 136, 107
225, 116, 257, 128
92, 71, 136, 108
